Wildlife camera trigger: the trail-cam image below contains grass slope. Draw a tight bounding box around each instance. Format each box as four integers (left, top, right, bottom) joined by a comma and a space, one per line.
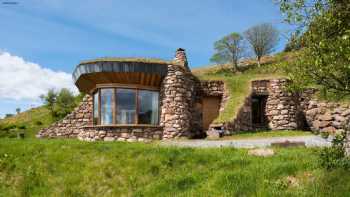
194, 53, 292, 124
0, 139, 349, 196
0, 107, 54, 138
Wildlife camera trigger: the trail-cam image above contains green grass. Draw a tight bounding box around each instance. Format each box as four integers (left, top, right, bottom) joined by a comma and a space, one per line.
194, 53, 288, 123
0, 139, 349, 196
0, 107, 54, 138
221, 130, 313, 140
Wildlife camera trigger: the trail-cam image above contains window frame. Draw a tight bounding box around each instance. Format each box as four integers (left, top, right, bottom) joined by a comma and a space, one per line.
92, 85, 160, 126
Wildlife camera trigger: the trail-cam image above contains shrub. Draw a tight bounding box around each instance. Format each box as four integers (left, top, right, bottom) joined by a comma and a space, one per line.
35, 121, 43, 126
319, 132, 350, 170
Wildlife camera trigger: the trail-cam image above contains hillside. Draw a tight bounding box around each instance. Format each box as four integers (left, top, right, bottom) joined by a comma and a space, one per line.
0, 139, 349, 196
193, 52, 295, 124
0, 107, 54, 138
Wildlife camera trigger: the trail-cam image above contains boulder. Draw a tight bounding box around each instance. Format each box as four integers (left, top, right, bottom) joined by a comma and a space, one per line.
103, 137, 115, 142
248, 148, 275, 157
319, 114, 333, 121
321, 126, 336, 133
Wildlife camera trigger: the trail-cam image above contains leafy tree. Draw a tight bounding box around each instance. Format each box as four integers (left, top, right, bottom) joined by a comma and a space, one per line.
278, 0, 350, 98
5, 114, 14, 118
55, 88, 76, 119
41, 88, 78, 120
15, 108, 21, 114
283, 31, 303, 52
40, 89, 57, 117
210, 32, 245, 72
244, 23, 279, 66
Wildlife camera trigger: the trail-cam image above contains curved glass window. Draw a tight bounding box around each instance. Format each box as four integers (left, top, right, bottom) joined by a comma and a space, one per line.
100, 89, 113, 125
93, 87, 159, 126
116, 89, 136, 124
93, 91, 99, 125
138, 90, 159, 125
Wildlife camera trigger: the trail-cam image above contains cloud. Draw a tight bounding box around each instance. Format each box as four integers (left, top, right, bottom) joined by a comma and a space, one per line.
0, 51, 77, 101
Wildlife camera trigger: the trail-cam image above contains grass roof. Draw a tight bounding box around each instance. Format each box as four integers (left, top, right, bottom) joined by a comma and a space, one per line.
79, 57, 180, 66
194, 52, 292, 124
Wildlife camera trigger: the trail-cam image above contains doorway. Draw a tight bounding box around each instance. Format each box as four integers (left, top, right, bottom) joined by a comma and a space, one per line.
202, 96, 221, 131
251, 95, 268, 129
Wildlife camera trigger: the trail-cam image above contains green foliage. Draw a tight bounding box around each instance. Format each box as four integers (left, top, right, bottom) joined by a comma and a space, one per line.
55, 88, 77, 119
0, 124, 27, 138
197, 54, 286, 123
284, 31, 303, 52
0, 107, 54, 138
0, 139, 350, 196
319, 132, 350, 170
41, 88, 80, 120
210, 32, 245, 72
279, 0, 350, 98
5, 114, 14, 118
244, 23, 279, 66
15, 108, 21, 114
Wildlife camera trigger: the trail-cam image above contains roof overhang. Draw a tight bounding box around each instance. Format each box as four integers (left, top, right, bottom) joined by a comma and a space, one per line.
73, 59, 170, 93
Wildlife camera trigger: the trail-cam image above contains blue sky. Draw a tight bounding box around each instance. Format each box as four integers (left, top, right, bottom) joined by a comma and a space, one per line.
0, 0, 292, 117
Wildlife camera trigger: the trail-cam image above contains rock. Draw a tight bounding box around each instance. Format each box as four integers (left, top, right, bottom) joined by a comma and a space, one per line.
319, 121, 331, 128
103, 137, 115, 142
341, 109, 350, 116
306, 108, 318, 117
334, 115, 346, 122
321, 126, 336, 133
319, 114, 333, 121
248, 148, 275, 157
286, 176, 299, 187
206, 129, 221, 139
312, 120, 321, 129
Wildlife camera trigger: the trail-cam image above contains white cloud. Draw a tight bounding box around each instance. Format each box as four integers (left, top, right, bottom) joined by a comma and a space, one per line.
0, 52, 77, 101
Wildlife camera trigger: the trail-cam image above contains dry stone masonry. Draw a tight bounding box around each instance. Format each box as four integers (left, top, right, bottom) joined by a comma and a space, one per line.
37, 48, 350, 151
38, 49, 226, 141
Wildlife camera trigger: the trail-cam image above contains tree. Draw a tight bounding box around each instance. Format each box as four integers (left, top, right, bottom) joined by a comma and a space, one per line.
277, 0, 350, 98
15, 108, 21, 114
55, 88, 76, 119
40, 89, 57, 117
210, 32, 245, 72
40, 88, 77, 119
244, 23, 279, 66
5, 114, 14, 118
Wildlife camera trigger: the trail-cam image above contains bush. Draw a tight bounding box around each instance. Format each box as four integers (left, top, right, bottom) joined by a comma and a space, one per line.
35, 121, 43, 126
319, 133, 350, 170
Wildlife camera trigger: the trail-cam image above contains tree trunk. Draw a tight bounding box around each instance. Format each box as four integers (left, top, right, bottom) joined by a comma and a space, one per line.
257, 56, 261, 67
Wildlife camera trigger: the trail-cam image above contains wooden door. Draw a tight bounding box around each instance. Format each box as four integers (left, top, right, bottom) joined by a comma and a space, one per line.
202, 96, 221, 131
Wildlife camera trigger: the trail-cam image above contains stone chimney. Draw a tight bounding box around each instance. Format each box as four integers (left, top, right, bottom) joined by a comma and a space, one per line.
174, 48, 190, 70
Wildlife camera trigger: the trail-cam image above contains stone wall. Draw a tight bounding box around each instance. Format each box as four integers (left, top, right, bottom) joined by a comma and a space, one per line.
159, 64, 196, 139
265, 79, 298, 130
37, 95, 93, 138
223, 79, 299, 133
77, 126, 163, 142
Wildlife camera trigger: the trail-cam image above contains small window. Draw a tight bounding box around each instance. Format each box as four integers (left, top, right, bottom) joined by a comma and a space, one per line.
138, 90, 159, 125
100, 89, 114, 125
116, 89, 136, 124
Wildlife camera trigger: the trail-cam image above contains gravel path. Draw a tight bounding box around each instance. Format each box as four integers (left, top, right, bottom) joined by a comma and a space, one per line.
160, 135, 331, 148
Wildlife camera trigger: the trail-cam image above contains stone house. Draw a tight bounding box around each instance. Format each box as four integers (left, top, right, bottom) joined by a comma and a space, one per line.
38, 49, 350, 148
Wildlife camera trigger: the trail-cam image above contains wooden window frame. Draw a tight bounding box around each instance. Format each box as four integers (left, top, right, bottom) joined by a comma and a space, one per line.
92, 86, 160, 126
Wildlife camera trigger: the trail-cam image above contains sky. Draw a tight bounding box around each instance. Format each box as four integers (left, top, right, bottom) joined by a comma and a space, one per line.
0, 0, 293, 118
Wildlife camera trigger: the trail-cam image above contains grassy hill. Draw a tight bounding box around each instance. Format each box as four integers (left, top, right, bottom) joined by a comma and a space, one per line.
0, 107, 54, 138
0, 139, 349, 196
193, 52, 295, 124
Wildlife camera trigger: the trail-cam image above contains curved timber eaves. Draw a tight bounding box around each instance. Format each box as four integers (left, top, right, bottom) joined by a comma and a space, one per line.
73, 61, 169, 83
